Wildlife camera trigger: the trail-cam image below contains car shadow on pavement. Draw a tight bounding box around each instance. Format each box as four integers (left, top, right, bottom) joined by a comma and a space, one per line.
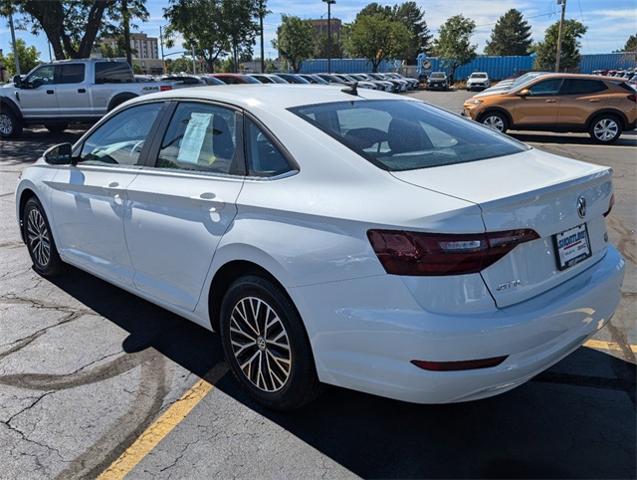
0, 130, 86, 165
510, 129, 637, 147
49, 266, 636, 480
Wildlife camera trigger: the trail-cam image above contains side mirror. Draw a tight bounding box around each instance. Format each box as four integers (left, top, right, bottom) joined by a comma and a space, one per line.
43, 143, 76, 165
517, 88, 530, 97
12, 75, 23, 87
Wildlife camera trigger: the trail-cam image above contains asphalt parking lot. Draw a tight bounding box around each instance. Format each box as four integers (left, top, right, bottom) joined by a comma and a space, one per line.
0, 89, 635, 480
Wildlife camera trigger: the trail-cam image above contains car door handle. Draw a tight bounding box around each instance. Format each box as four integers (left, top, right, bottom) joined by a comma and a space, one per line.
112, 193, 124, 206
46, 90, 54, 95
78, 88, 86, 93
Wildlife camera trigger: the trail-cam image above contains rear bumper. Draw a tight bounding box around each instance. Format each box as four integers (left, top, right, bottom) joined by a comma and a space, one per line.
292, 246, 624, 404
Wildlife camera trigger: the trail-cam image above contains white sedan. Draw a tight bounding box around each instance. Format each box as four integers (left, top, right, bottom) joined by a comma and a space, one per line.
15, 85, 624, 410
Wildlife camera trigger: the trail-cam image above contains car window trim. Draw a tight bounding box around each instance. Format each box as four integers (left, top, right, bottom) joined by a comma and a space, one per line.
242, 110, 299, 180
146, 98, 247, 177
73, 99, 168, 168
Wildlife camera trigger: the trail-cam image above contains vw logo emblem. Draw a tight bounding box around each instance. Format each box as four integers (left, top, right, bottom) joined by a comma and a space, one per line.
577, 196, 587, 218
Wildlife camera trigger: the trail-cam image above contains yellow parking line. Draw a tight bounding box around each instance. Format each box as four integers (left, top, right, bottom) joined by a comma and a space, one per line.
98, 363, 227, 480
584, 339, 637, 354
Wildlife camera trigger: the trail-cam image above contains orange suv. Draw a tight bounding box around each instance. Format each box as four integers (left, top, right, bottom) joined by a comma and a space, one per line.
463, 73, 637, 143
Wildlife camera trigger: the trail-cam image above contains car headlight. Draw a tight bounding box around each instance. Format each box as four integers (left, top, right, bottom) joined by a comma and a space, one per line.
466, 98, 483, 106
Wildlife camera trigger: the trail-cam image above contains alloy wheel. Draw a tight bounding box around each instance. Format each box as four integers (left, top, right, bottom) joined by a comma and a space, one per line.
229, 296, 292, 392
0, 113, 13, 135
593, 118, 619, 142
26, 208, 51, 267
483, 115, 505, 132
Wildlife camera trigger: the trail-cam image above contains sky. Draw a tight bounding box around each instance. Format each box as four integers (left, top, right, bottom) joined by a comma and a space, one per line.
1, 0, 636, 62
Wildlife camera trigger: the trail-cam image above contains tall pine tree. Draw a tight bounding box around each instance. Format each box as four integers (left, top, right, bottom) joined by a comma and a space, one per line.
484, 9, 532, 56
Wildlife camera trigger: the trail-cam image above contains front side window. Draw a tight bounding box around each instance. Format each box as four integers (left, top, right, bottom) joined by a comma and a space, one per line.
290, 100, 527, 171
26, 66, 55, 88
245, 119, 292, 177
157, 102, 240, 175
80, 102, 163, 166
527, 78, 562, 96
56, 64, 85, 84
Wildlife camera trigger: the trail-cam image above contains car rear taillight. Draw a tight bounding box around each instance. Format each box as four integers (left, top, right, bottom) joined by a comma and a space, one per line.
160, 85, 173, 91
367, 229, 539, 276
603, 193, 615, 217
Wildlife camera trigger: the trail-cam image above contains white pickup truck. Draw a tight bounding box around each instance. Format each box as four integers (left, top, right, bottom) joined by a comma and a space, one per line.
0, 58, 173, 138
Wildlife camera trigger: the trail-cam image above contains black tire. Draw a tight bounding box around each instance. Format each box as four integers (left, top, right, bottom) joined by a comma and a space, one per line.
22, 197, 65, 277
480, 111, 509, 133
220, 274, 322, 410
588, 114, 622, 144
45, 123, 68, 134
0, 108, 23, 138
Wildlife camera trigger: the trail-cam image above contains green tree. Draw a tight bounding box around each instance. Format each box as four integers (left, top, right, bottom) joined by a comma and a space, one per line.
433, 15, 476, 83
393, 2, 432, 62
2, 38, 40, 77
7, 0, 115, 59
165, 56, 193, 73
103, 0, 149, 66
534, 19, 587, 71
346, 13, 411, 72
484, 9, 532, 56
619, 34, 637, 52
222, 0, 258, 72
314, 32, 344, 59
272, 15, 314, 73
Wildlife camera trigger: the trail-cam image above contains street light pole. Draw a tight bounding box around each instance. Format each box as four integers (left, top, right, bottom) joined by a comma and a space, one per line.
555, 0, 567, 72
8, 7, 20, 75
159, 25, 166, 74
191, 45, 196, 75
323, 0, 335, 74
259, 0, 265, 73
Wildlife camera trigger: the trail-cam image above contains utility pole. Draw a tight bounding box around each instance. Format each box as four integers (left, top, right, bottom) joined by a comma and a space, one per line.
8, 6, 20, 75
555, 0, 567, 72
191, 45, 196, 74
323, 0, 335, 74
259, 0, 265, 73
159, 25, 166, 74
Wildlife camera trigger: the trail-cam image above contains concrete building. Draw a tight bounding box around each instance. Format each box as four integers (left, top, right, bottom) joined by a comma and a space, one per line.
100, 32, 163, 74
308, 18, 342, 39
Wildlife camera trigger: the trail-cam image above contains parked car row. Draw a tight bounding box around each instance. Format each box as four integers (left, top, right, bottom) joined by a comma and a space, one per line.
463, 72, 636, 143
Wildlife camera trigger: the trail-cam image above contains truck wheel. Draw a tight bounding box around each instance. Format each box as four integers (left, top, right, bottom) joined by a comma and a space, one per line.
0, 109, 22, 138
45, 124, 68, 134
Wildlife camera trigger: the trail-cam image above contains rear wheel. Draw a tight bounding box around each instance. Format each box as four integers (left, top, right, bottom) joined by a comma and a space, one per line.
22, 197, 65, 277
219, 274, 322, 410
481, 111, 509, 133
0, 109, 22, 138
45, 123, 68, 134
589, 115, 622, 144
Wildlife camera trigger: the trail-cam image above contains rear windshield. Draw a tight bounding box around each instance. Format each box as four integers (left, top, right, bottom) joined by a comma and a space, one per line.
289, 100, 527, 171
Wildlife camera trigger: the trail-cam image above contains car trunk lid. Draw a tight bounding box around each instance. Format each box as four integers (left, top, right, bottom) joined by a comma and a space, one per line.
391, 148, 613, 307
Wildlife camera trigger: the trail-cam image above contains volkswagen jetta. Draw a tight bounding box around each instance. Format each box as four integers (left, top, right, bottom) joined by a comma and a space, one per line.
15, 85, 624, 410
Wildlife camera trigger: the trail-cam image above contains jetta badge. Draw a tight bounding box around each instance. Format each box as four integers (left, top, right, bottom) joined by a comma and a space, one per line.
577, 196, 587, 218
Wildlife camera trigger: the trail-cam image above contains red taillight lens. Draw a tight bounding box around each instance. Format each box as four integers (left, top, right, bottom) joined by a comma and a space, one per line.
367, 229, 539, 276
603, 193, 615, 217
160, 85, 173, 91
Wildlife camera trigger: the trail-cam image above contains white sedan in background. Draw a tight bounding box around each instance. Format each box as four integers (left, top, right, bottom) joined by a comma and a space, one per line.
466, 72, 491, 91
16, 85, 624, 410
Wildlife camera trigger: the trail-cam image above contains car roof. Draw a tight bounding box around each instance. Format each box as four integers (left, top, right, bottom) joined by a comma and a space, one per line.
136, 84, 407, 110
528, 72, 620, 82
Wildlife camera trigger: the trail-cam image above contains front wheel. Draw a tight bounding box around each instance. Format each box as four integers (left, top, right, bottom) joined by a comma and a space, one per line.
589, 115, 622, 144
22, 197, 65, 277
481, 111, 509, 133
219, 275, 322, 410
0, 110, 22, 138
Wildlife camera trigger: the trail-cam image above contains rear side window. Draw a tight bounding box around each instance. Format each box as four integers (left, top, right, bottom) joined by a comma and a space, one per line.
528, 78, 562, 96
289, 100, 527, 171
157, 102, 240, 175
80, 102, 163, 166
560, 79, 607, 95
56, 64, 85, 84
95, 62, 134, 84
245, 119, 292, 177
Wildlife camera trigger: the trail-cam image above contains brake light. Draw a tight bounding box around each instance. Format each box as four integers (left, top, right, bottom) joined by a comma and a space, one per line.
603, 193, 615, 217
367, 229, 539, 276
160, 85, 173, 91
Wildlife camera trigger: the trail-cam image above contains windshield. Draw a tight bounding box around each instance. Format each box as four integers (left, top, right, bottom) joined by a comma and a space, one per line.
511, 72, 546, 89
471, 73, 487, 78
430, 73, 445, 78
289, 100, 527, 171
